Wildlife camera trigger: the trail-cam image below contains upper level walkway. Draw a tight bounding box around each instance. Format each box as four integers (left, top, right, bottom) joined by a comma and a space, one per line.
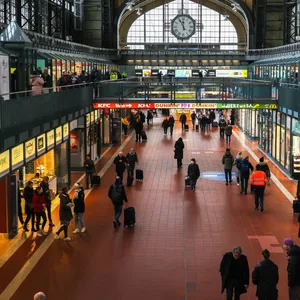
0, 118, 298, 300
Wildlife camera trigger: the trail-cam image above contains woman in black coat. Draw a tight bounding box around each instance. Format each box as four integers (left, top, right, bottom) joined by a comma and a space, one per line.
174, 138, 184, 169
73, 183, 86, 233
55, 187, 73, 241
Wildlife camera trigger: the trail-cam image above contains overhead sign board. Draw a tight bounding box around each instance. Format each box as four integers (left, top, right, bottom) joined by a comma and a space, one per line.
155, 103, 217, 109
47, 130, 55, 150
216, 103, 277, 109
0, 150, 10, 178
93, 103, 155, 109
37, 134, 46, 156
216, 69, 247, 78
55, 126, 62, 145
25, 138, 36, 162
11, 144, 24, 170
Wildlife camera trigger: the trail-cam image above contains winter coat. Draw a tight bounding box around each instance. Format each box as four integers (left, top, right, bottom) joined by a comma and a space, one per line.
174, 140, 184, 160
287, 245, 300, 287
239, 158, 254, 178
33, 192, 46, 213
180, 114, 187, 123
162, 120, 169, 128
209, 111, 216, 120
222, 149, 234, 170
113, 155, 128, 173
40, 181, 50, 204
84, 159, 96, 173
168, 116, 175, 127
219, 120, 226, 131
188, 163, 200, 180
30, 75, 44, 96
23, 186, 34, 213
225, 125, 232, 136
220, 252, 249, 295
191, 113, 196, 120
126, 151, 138, 168
256, 162, 271, 177
252, 259, 279, 299
108, 182, 128, 206
134, 121, 143, 133
59, 193, 73, 223
42, 73, 52, 88
234, 154, 243, 177
73, 187, 85, 213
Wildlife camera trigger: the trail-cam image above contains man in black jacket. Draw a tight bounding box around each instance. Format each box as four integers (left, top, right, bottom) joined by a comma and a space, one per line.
179, 113, 187, 131
108, 177, 128, 228
283, 238, 300, 300
23, 181, 35, 232
220, 246, 250, 300
187, 158, 200, 190
252, 249, 279, 300
113, 151, 128, 183
191, 111, 196, 129
83, 154, 96, 189
126, 148, 138, 178
238, 157, 254, 194
168, 115, 175, 136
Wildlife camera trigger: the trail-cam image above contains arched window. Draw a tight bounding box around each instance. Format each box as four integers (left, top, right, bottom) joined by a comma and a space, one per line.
126, 0, 239, 50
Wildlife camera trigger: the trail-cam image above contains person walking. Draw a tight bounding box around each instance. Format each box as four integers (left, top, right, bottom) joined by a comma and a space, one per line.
222, 148, 234, 185
162, 117, 169, 135
168, 115, 175, 136
126, 148, 138, 178
219, 117, 227, 139
187, 158, 200, 190
239, 156, 254, 195
225, 122, 233, 144
121, 117, 129, 136
33, 186, 47, 237
250, 165, 267, 212
146, 110, 153, 126
72, 183, 86, 234
30, 71, 44, 96
252, 249, 279, 300
113, 151, 128, 183
283, 238, 300, 300
234, 152, 243, 186
40, 176, 54, 226
209, 110, 216, 125
23, 181, 36, 232
134, 120, 143, 142
174, 137, 184, 169
191, 111, 197, 129
83, 154, 96, 189
180, 113, 187, 131
55, 187, 73, 241
108, 176, 128, 228
220, 246, 250, 300
257, 157, 271, 185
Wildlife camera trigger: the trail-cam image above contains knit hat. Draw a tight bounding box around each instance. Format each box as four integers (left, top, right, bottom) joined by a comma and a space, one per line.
233, 246, 242, 255
259, 157, 264, 162
283, 238, 294, 247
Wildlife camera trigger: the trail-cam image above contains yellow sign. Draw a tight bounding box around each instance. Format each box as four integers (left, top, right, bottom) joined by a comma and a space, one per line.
175, 93, 195, 99
11, 144, 24, 169
0, 150, 10, 177
94, 110, 98, 120
47, 130, 55, 150
25, 138, 36, 161
56, 126, 62, 145
63, 123, 69, 141
91, 111, 95, 123
86, 113, 90, 126
37, 134, 46, 155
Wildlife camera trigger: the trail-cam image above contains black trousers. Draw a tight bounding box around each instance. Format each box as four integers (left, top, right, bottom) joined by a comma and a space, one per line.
18, 204, 24, 224
177, 159, 182, 169
240, 176, 249, 193
170, 125, 174, 136
135, 132, 141, 142
46, 204, 52, 223
56, 223, 69, 238
255, 186, 265, 208
36, 211, 47, 230
117, 171, 124, 183
163, 127, 168, 134
24, 208, 35, 229
192, 119, 195, 128
226, 278, 241, 300
85, 171, 93, 189
181, 122, 186, 130
128, 166, 134, 178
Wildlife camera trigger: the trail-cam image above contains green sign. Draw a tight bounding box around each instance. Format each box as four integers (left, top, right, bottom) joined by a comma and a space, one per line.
216, 103, 277, 109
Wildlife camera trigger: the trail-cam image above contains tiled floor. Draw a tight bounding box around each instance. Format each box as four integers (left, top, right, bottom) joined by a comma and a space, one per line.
2, 120, 300, 300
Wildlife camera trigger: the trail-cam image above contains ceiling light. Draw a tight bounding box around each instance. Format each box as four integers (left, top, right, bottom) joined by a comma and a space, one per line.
136, 7, 142, 15
223, 15, 229, 21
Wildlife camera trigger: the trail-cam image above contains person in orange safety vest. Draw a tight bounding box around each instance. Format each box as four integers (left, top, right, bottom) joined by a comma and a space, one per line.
250, 165, 267, 212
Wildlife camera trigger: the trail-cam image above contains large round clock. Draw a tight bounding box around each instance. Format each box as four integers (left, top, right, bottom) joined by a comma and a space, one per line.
171, 14, 196, 40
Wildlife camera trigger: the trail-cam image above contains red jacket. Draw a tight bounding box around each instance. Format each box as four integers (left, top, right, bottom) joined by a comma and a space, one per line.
33, 192, 46, 213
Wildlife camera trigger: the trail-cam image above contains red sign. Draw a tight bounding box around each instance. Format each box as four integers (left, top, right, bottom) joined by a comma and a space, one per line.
93, 103, 155, 109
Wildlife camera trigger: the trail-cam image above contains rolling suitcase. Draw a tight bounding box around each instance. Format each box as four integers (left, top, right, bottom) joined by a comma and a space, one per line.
185, 124, 189, 131
127, 174, 134, 187
141, 130, 147, 141
293, 200, 300, 213
92, 175, 101, 186
185, 176, 191, 187
124, 207, 136, 227
136, 169, 144, 181
196, 124, 199, 131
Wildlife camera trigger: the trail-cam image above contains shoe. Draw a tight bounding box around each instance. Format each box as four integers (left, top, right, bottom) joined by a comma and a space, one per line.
55, 234, 60, 240
113, 221, 117, 229
117, 222, 121, 227
64, 237, 72, 241
240, 190, 243, 194
49, 222, 55, 227
226, 182, 228, 185
81, 227, 86, 233
23, 227, 29, 232
73, 229, 80, 234
42, 230, 48, 236
229, 180, 233, 184
255, 207, 259, 210
237, 183, 240, 186
261, 207, 264, 212
36, 231, 43, 237
32, 228, 37, 232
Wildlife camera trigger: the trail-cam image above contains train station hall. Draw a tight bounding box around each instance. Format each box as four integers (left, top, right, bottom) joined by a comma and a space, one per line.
0, 0, 300, 299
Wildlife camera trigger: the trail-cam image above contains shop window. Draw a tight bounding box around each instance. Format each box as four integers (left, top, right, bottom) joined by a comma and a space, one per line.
280, 127, 286, 166
286, 131, 291, 171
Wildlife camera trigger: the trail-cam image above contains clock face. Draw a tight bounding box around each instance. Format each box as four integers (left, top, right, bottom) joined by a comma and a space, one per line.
171, 15, 196, 40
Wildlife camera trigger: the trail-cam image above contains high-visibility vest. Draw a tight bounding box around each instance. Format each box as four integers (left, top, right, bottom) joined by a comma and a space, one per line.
250, 170, 267, 186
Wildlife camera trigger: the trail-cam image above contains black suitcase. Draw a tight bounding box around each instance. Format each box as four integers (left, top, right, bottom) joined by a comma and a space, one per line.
124, 207, 136, 227
185, 124, 189, 131
185, 176, 191, 187
136, 169, 144, 180
92, 175, 101, 186
127, 175, 134, 187
196, 124, 199, 131
141, 130, 147, 141
293, 200, 300, 213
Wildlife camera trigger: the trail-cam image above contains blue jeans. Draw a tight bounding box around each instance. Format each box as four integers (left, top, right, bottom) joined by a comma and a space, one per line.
226, 135, 231, 143
190, 178, 197, 189
114, 204, 123, 223
225, 169, 232, 183
255, 186, 265, 208
74, 213, 85, 229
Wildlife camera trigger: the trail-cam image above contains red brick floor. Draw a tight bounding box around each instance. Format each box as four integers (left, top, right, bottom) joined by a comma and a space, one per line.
5, 121, 300, 300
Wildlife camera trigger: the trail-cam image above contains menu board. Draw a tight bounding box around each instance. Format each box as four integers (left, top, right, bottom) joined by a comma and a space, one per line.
0, 150, 10, 178
11, 143, 24, 170
56, 126, 62, 145
37, 134, 46, 156
63, 123, 69, 141
86, 113, 90, 126
25, 138, 36, 162
47, 130, 55, 150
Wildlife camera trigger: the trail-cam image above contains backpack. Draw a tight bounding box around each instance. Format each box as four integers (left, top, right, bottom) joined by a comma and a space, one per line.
110, 184, 122, 203
240, 161, 249, 174
236, 158, 243, 170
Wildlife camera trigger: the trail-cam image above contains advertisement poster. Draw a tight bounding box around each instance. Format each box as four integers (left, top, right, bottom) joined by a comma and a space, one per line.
47, 130, 55, 150
135, 69, 143, 76
11, 144, 24, 170
0, 150, 10, 178
175, 70, 192, 78
55, 126, 62, 145
143, 69, 151, 77
159, 69, 168, 76
37, 134, 46, 156
0, 55, 10, 100
25, 138, 36, 162
216, 69, 247, 78
70, 132, 79, 154
63, 123, 69, 141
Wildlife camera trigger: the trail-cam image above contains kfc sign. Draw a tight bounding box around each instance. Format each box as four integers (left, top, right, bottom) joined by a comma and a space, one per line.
93, 103, 155, 109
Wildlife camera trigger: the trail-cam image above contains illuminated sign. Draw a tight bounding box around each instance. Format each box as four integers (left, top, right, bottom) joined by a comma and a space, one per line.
216, 103, 277, 109
63, 123, 69, 141
175, 93, 195, 99
90, 111, 95, 123
37, 134, 46, 156
143, 69, 151, 77
86, 113, 90, 126
155, 103, 217, 109
25, 138, 36, 162
216, 69, 248, 78
56, 126, 62, 145
0, 150, 10, 178
93, 103, 155, 109
47, 130, 55, 150
175, 70, 192, 78
11, 144, 24, 170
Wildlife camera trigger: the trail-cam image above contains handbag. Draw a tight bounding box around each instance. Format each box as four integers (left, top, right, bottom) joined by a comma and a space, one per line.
298, 227, 300, 238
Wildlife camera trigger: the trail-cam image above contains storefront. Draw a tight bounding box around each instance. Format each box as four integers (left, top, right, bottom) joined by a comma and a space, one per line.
236, 109, 260, 139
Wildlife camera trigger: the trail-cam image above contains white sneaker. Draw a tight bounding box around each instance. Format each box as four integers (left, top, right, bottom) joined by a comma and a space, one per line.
64, 237, 72, 241
81, 227, 86, 233
237, 183, 240, 186
42, 230, 48, 236
55, 234, 60, 240
73, 229, 80, 234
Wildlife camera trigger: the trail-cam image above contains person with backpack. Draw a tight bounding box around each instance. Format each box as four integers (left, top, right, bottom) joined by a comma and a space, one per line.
222, 148, 234, 185
225, 122, 233, 144
234, 152, 243, 186
174, 138, 185, 169
239, 156, 254, 195
108, 176, 128, 228
168, 115, 175, 136
256, 157, 271, 186
162, 117, 169, 135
